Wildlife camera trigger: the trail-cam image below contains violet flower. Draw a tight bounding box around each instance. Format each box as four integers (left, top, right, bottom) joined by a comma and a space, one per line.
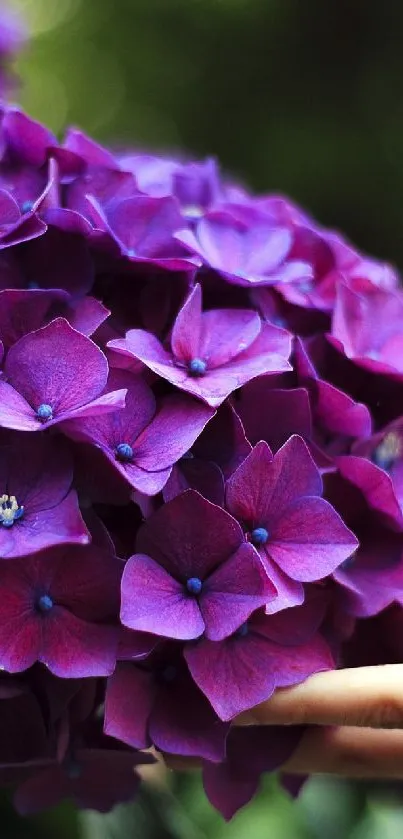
0, 318, 126, 431
120, 489, 275, 640
0, 431, 89, 558
225, 437, 358, 611
64, 369, 215, 496
108, 283, 292, 408
0, 544, 121, 676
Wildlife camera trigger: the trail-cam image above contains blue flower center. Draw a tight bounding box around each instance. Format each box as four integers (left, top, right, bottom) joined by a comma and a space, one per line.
0, 494, 24, 528
186, 577, 203, 595
36, 594, 54, 613
115, 442, 134, 462
21, 200, 34, 214
372, 432, 402, 472
236, 622, 249, 638
188, 358, 207, 377
250, 526, 269, 546
36, 403, 53, 422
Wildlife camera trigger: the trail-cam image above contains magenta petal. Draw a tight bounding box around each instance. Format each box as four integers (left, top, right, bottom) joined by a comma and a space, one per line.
120, 553, 205, 640
336, 455, 403, 531
0, 490, 90, 559
269, 496, 358, 581
0, 612, 41, 673
261, 553, 305, 614
104, 664, 154, 749
201, 543, 275, 641
226, 436, 322, 525
199, 309, 261, 368
170, 283, 202, 361
135, 393, 214, 471
185, 634, 277, 720
0, 382, 39, 430
40, 610, 118, 677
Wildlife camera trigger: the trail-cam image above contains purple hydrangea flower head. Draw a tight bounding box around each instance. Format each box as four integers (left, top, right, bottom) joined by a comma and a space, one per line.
0, 318, 126, 431
0, 544, 121, 676
0, 431, 89, 557
120, 489, 275, 640
108, 283, 292, 407
225, 437, 358, 612
63, 369, 215, 495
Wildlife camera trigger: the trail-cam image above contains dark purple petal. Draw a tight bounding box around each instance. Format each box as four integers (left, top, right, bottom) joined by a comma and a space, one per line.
104, 664, 154, 749
136, 490, 244, 579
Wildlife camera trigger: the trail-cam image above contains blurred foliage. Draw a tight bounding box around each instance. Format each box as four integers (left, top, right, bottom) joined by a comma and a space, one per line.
5, 0, 403, 835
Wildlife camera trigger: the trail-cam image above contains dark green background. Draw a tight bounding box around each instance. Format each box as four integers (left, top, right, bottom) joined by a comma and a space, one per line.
6, 1, 403, 835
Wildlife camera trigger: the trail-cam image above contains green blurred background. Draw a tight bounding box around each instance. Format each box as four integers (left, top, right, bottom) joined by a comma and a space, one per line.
4, 0, 403, 835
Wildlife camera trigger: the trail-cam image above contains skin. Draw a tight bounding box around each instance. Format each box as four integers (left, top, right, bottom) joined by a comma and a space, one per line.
166, 665, 403, 777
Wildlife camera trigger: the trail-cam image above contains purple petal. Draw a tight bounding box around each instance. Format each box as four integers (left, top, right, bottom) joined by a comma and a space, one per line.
269, 496, 358, 581
120, 553, 205, 640
201, 543, 275, 641
5, 318, 108, 415
135, 393, 214, 471
170, 283, 202, 361
41, 611, 118, 678
104, 664, 154, 749
199, 309, 261, 368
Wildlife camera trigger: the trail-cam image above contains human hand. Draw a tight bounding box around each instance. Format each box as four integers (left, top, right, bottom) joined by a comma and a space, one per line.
167, 664, 403, 778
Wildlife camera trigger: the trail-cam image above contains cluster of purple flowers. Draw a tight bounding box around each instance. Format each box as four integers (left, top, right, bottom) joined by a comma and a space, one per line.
0, 104, 401, 820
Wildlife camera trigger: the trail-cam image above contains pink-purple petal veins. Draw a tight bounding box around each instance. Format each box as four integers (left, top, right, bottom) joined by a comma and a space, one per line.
269, 496, 358, 581
200, 543, 276, 641
136, 490, 244, 579
121, 553, 205, 640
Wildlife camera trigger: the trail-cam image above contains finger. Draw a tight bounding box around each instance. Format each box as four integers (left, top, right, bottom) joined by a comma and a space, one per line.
165, 727, 403, 779
243, 664, 403, 728
284, 726, 403, 778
